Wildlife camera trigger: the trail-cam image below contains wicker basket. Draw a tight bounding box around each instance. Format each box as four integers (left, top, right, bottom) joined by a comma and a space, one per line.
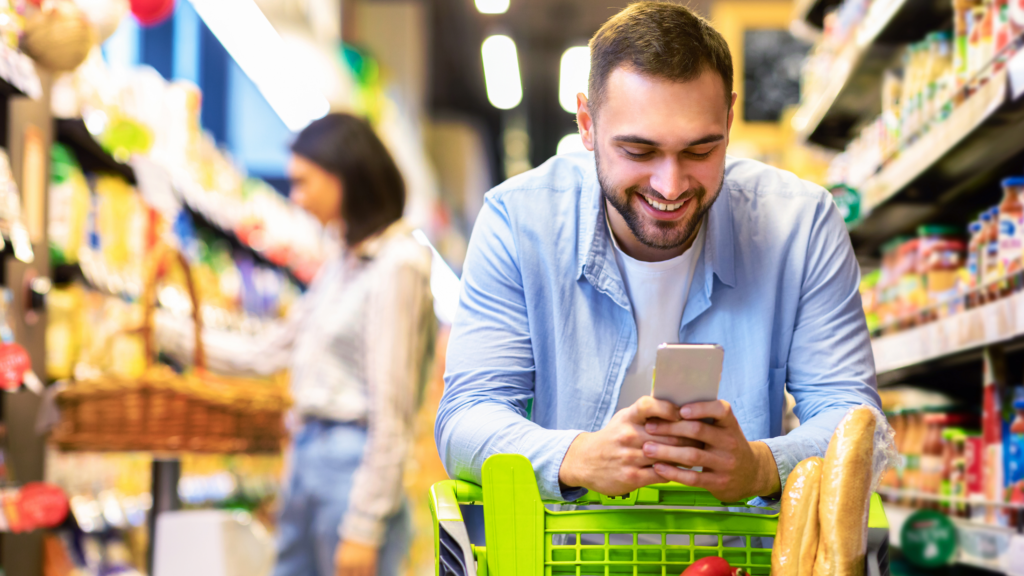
52, 244, 291, 454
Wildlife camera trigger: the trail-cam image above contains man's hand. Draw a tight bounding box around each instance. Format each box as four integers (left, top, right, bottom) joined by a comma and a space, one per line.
642, 399, 781, 503
335, 540, 377, 576
559, 396, 702, 496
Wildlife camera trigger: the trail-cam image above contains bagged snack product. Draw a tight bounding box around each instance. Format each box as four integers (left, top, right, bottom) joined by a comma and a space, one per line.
772, 456, 824, 576
813, 406, 896, 576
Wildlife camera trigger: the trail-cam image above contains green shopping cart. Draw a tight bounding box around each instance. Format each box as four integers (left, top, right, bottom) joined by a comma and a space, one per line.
430, 454, 890, 576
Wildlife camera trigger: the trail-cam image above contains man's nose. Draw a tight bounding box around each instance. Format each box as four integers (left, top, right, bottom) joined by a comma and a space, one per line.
649, 160, 687, 201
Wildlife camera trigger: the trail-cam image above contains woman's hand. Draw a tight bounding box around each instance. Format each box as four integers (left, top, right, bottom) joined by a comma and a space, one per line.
335, 540, 377, 576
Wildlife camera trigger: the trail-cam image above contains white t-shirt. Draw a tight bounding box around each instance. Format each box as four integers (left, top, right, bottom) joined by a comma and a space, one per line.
611, 218, 705, 411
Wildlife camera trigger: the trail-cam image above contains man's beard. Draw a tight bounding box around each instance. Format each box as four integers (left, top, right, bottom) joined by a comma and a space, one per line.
596, 148, 724, 251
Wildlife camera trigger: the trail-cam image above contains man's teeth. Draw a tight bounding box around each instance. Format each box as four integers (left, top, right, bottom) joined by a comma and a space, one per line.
644, 196, 684, 211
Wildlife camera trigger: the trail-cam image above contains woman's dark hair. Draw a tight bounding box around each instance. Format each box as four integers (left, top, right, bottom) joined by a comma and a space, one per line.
291, 113, 405, 246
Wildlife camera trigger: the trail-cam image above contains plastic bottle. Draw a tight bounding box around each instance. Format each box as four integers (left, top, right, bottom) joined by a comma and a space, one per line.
968, 220, 983, 288
922, 412, 947, 507
982, 207, 1001, 287
902, 410, 926, 506
999, 178, 1024, 278
949, 428, 969, 517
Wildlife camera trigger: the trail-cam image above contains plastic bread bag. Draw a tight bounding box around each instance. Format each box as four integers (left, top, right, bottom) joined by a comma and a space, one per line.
772, 456, 823, 576
812, 405, 898, 576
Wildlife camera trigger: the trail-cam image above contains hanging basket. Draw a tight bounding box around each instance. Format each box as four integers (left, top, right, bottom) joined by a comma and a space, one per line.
51, 243, 291, 454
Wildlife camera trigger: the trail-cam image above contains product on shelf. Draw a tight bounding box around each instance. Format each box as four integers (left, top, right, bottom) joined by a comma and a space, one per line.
999, 177, 1024, 277
0, 482, 69, 533
816, 0, 1024, 193
50, 50, 329, 284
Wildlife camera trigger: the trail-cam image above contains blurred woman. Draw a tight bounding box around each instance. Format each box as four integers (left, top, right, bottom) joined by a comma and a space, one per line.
159, 113, 436, 576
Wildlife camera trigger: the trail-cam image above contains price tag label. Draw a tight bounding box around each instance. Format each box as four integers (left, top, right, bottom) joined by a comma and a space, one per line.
0, 343, 29, 391
1010, 48, 1024, 101
1004, 533, 1024, 575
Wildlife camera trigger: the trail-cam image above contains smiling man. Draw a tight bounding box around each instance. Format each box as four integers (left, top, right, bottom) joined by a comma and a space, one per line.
435, 2, 880, 505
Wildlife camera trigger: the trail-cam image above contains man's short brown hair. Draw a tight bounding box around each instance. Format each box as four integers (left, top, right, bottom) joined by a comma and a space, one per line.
588, 2, 734, 113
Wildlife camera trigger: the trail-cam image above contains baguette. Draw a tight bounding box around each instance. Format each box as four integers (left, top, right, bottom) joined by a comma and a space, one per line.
771, 456, 823, 576
812, 406, 877, 576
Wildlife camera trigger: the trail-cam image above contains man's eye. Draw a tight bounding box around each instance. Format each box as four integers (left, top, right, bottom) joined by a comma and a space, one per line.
623, 149, 652, 159
686, 149, 714, 159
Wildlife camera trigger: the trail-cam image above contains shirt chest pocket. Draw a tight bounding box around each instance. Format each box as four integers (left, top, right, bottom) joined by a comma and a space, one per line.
729, 365, 786, 441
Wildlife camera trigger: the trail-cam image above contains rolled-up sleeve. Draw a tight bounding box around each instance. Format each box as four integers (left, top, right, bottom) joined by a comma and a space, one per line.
435, 197, 585, 502
760, 193, 881, 494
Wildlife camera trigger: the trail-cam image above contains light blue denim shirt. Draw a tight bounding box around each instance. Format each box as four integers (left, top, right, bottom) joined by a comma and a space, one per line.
436, 152, 880, 504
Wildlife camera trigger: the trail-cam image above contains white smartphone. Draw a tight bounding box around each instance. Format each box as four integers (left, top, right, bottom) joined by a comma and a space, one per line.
651, 343, 723, 407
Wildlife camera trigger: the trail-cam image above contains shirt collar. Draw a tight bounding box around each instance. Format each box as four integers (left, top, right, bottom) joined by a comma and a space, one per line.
577, 159, 736, 292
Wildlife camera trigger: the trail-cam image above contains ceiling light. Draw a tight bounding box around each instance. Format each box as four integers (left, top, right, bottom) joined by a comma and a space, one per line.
557, 133, 587, 155
475, 0, 509, 14
188, 0, 330, 131
481, 35, 523, 110
559, 46, 589, 113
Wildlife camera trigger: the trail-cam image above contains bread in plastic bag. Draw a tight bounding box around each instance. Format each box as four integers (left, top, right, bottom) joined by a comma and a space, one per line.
772, 456, 823, 576
813, 404, 897, 576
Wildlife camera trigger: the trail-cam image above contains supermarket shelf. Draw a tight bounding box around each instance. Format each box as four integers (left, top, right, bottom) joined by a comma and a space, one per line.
183, 204, 307, 290
0, 45, 42, 100
871, 287, 1024, 377
791, 0, 841, 29
883, 503, 1018, 571
848, 65, 1024, 255
791, 0, 951, 148
55, 118, 137, 185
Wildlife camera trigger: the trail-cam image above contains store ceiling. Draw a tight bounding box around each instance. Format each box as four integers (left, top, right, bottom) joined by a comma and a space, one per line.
424, 0, 714, 181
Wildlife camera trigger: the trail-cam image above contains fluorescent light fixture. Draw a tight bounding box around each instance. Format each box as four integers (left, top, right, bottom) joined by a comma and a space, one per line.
475, 0, 510, 14
412, 229, 462, 325
557, 133, 587, 155
481, 35, 523, 110
188, 0, 330, 131
559, 46, 589, 113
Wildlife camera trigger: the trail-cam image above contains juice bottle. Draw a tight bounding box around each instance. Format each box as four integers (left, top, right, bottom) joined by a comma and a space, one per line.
882, 410, 905, 495
903, 410, 927, 505
968, 220, 983, 288
983, 207, 1001, 287
922, 412, 947, 507
995, 0, 1011, 71
999, 177, 1024, 277
955, 0, 982, 93
950, 428, 969, 517
941, 426, 957, 512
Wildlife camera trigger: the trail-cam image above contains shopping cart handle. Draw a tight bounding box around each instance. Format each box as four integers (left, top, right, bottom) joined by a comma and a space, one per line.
430, 480, 478, 576
573, 483, 751, 508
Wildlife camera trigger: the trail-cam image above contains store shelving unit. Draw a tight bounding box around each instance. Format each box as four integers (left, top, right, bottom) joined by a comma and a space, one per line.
883, 503, 1018, 571
183, 203, 308, 290
871, 285, 1023, 379
849, 63, 1024, 255
54, 118, 137, 185
55, 119, 308, 290
791, 0, 843, 30
791, 0, 951, 148
0, 48, 49, 576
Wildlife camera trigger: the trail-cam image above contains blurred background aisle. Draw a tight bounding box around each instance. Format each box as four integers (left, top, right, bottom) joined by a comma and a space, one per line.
0, 0, 1019, 574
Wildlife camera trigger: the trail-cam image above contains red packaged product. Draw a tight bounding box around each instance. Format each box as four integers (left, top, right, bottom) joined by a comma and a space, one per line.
966, 434, 984, 495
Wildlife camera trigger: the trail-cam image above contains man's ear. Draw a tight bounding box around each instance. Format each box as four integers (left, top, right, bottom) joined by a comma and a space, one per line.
577, 93, 596, 151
